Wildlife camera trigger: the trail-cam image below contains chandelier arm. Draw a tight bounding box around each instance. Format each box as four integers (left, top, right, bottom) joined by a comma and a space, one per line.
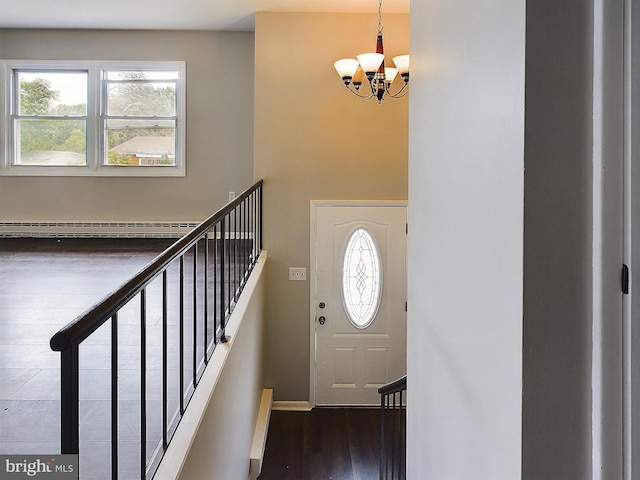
345, 84, 376, 100
386, 89, 410, 99
384, 82, 409, 98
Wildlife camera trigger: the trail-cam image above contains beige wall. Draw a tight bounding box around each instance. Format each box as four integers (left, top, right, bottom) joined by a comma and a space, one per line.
254, 12, 409, 401
0, 29, 254, 222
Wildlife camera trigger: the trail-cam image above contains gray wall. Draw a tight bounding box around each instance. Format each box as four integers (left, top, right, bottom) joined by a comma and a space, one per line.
628, 0, 640, 476
523, 2, 594, 477
523, 0, 624, 478
0, 29, 254, 222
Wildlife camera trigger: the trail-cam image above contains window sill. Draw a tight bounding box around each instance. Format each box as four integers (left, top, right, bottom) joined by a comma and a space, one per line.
0, 165, 186, 177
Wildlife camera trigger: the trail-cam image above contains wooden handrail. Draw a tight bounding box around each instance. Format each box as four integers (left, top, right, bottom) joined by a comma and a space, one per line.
378, 375, 407, 396
50, 179, 263, 352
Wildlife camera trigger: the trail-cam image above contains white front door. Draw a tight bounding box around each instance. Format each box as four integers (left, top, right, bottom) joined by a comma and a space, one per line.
311, 201, 407, 406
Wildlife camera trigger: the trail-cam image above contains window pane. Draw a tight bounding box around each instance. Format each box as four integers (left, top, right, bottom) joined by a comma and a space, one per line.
105, 120, 175, 166
17, 71, 87, 116
15, 119, 86, 165
107, 80, 176, 116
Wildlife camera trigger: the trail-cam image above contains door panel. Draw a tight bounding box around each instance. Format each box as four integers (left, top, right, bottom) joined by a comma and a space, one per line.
312, 203, 406, 406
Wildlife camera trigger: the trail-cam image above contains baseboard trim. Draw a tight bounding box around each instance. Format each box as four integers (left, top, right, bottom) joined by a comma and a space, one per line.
249, 389, 274, 480
271, 401, 312, 411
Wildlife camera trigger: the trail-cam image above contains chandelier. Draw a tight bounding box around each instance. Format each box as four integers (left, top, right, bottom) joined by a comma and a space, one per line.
333, 0, 410, 103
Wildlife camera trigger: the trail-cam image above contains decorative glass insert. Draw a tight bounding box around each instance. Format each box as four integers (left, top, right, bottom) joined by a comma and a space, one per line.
342, 228, 382, 328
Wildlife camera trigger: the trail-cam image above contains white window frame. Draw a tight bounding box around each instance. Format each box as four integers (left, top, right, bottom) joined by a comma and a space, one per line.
0, 60, 186, 177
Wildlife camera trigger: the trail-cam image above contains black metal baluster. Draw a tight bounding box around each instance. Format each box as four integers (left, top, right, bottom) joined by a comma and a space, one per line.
254, 190, 258, 260
259, 183, 263, 250
204, 235, 209, 363
237, 204, 241, 288
392, 392, 397, 480
239, 201, 244, 282
212, 225, 218, 342
400, 390, 405, 479
111, 313, 119, 479
162, 271, 168, 450
380, 393, 386, 480
140, 289, 147, 479
60, 345, 80, 455
250, 192, 255, 261
246, 197, 250, 272
219, 218, 227, 341
236, 207, 239, 298
192, 243, 198, 386
243, 200, 247, 281
227, 213, 232, 316
179, 256, 184, 415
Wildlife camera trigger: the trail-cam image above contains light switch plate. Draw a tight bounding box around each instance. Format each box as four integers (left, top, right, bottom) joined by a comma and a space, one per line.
289, 267, 307, 281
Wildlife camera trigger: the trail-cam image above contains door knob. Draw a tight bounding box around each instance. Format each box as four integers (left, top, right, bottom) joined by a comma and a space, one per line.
318, 316, 326, 325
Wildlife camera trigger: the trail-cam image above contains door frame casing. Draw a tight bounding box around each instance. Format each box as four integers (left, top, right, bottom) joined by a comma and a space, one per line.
309, 199, 407, 407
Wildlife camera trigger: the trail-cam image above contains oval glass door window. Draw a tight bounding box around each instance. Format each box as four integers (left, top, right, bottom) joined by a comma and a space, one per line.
341, 227, 382, 328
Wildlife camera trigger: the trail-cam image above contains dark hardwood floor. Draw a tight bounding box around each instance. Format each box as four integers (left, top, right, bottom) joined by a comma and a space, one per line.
0, 238, 382, 480
258, 408, 381, 480
0, 238, 174, 477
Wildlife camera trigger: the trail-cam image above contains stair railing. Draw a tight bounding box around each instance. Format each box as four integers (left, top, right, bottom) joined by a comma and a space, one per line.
50, 180, 263, 479
379, 375, 407, 480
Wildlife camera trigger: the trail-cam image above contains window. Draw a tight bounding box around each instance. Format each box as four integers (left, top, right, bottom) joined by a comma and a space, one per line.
341, 227, 383, 329
0, 61, 185, 176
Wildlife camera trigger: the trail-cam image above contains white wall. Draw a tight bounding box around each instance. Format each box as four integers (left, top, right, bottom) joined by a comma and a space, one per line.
407, 0, 525, 478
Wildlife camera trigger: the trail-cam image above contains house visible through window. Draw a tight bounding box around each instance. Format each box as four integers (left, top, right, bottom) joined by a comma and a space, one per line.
103, 70, 178, 167
0, 61, 185, 176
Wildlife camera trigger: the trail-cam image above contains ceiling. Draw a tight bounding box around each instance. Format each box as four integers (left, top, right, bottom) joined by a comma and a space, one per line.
0, 0, 410, 32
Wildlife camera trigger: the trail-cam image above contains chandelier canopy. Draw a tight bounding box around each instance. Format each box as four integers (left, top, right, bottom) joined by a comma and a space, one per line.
333, 0, 409, 103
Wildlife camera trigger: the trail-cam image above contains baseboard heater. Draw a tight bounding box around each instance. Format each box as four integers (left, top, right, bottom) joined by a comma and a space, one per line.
0, 221, 200, 238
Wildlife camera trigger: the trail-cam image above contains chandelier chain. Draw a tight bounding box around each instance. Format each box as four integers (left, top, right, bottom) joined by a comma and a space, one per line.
377, 0, 384, 35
